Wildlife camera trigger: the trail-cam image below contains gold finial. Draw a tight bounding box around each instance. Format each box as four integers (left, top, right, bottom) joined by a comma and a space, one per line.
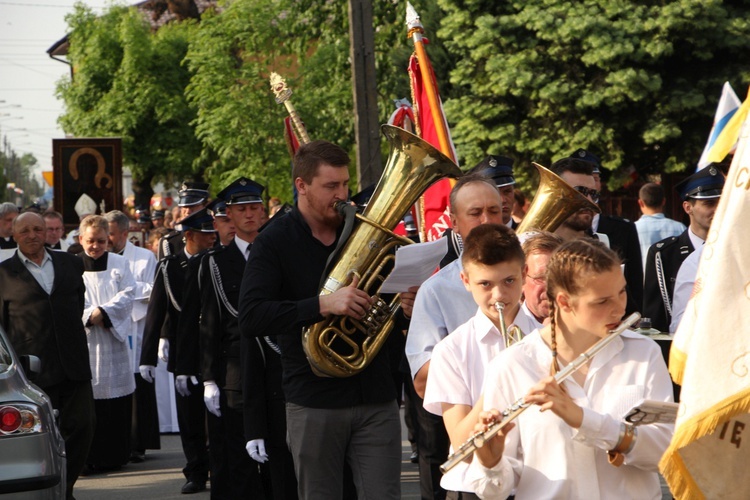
270, 72, 292, 104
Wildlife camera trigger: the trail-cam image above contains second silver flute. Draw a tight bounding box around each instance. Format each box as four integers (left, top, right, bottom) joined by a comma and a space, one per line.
440, 312, 641, 474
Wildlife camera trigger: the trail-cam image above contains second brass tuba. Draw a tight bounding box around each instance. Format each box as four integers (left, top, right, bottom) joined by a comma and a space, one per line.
303, 124, 462, 378
516, 162, 601, 234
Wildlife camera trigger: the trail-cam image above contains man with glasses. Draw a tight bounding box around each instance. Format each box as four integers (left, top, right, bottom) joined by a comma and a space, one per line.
43, 210, 68, 251
551, 157, 642, 315
520, 231, 563, 326
570, 149, 644, 314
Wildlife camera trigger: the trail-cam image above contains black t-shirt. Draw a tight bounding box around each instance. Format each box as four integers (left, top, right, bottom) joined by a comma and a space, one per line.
238, 207, 396, 408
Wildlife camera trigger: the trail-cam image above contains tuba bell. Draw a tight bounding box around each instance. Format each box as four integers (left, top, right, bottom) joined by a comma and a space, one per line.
303, 124, 462, 378
516, 162, 601, 234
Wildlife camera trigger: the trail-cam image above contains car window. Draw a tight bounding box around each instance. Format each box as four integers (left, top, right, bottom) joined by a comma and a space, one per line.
0, 335, 12, 373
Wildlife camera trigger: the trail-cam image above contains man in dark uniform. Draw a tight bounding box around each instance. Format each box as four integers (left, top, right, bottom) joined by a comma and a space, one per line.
206, 198, 236, 246
441, 155, 517, 267
200, 178, 267, 498
157, 181, 209, 260
571, 148, 644, 313
139, 208, 216, 494
643, 165, 725, 332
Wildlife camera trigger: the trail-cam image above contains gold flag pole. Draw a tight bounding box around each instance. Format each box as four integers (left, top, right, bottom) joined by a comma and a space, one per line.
270, 72, 311, 145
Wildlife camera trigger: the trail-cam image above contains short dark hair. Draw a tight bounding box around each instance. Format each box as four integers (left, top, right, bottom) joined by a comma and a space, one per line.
513, 188, 526, 206
292, 140, 350, 184
550, 157, 595, 177
42, 210, 63, 223
462, 223, 525, 268
639, 183, 664, 208
449, 174, 498, 214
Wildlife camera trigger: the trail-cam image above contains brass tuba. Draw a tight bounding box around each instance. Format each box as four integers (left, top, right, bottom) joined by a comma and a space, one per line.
516, 162, 601, 234
303, 124, 462, 378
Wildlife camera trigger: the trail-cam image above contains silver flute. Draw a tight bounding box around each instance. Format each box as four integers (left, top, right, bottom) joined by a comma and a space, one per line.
440, 312, 641, 474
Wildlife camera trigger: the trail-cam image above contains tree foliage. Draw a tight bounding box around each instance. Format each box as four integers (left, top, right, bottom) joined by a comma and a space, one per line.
185, 0, 418, 199
56, 4, 201, 207
437, 0, 750, 188
0, 139, 43, 204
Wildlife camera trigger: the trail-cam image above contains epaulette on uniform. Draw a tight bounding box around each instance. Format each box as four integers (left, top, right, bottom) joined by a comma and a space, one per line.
158, 253, 179, 265
205, 245, 225, 257
654, 236, 678, 251
607, 214, 632, 224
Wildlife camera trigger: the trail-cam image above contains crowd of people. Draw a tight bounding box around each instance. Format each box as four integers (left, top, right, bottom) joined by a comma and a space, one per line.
0, 140, 723, 500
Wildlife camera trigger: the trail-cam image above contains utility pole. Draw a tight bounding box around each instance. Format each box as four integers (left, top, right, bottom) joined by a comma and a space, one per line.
348, 0, 382, 191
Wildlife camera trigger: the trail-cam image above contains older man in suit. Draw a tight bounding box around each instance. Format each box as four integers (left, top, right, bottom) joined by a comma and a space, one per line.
0, 212, 95, 499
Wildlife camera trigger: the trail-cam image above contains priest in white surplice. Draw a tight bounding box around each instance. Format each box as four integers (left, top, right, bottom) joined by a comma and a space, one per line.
105, 210, 160, 462
79, 215, 136, 471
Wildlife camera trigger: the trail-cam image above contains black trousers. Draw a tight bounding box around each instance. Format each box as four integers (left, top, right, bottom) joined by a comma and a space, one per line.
265, 398, 298, 499
45, 379, 95, 500
206, 390, 265, 499
175, 377, 209, 483
88, 395, 132, 468
415, 395, 450, 500
131, 373, 161, 451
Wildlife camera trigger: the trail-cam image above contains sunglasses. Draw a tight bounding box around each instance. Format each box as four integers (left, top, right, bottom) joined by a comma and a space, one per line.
573, 186, 600, 203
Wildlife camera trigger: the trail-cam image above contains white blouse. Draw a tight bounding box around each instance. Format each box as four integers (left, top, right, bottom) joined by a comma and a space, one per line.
468, 329, 674, 500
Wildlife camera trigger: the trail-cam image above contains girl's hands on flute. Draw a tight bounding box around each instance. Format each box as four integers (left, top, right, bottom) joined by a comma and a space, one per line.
525, 376, 584, 428
473, 410, 515, 469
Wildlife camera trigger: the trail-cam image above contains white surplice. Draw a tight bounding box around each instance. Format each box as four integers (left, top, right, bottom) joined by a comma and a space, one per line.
83, 252, 136, 400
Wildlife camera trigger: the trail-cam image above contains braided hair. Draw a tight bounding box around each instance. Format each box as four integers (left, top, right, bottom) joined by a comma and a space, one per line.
545, 239, 621, 375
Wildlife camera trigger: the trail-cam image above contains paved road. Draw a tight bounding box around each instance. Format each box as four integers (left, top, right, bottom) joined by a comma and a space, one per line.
75, 410, 421, 499
74, 411, 671, 499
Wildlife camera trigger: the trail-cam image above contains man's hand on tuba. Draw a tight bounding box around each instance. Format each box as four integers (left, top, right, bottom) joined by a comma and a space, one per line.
319, 274, 373, 319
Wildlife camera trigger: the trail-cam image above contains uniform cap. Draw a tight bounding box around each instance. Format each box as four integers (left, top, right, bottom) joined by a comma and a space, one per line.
178, 181, 210, 207
570, 148, 601, 174
675, 165, 725, 201
176, 207, 216, 232
216, 177, 264, 205
206, 198, 228, 217
470, 155, 516, 188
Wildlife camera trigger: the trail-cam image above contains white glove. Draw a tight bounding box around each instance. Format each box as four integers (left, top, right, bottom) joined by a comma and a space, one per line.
139, 365, 155, 383
158, 338, 169, 363
203, 381, 221, 417
246, 439, 269, 464
175, 375, 191, 397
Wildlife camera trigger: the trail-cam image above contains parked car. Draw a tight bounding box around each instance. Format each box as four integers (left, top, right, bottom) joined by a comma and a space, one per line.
0, 325, 66, 499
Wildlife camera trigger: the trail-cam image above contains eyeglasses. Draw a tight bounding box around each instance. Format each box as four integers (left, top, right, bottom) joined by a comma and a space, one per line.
573, 186, 600, 203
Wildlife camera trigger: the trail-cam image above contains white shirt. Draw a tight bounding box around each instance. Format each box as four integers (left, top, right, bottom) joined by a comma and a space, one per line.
234, 235, 252, 261
670, 245, 703, 333
468, 329, 674, 500
17, 249, 54, 294
405, 259, 477, 379
83, 253, 136, 400
423, 306, 537, 493
687, 227, 705, 250
121, 241, 157, 373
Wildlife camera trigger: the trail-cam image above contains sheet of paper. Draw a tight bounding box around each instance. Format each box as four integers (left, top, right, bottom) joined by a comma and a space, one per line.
379, 237, 448, 293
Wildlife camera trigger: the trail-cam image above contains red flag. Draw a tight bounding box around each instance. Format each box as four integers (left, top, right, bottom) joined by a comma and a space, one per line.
408, 54, 456, 242
283, 116, 301, 158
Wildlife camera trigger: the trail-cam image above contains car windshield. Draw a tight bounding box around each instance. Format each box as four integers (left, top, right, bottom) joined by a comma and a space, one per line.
0, 334, 12, 373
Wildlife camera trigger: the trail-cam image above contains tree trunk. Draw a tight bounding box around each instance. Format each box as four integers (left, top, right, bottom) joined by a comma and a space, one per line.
132, 172, 155, 212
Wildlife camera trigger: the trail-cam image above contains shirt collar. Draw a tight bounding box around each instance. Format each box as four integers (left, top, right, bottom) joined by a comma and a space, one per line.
687, 227, 705, 249
234, 235, 252, 257
17, 248, 51, 267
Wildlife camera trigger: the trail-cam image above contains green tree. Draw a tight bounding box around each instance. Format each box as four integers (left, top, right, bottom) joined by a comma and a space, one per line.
0, 139, 44, 204
56, 4, 202, 208
185, 0, 426, 200
437, 0, 750, 187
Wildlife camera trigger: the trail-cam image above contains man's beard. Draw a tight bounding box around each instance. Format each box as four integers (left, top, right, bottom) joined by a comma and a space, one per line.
562, 211, 593, 232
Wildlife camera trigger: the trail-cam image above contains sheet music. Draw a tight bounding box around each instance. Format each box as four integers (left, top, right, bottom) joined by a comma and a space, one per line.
379, 237, 448, 293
